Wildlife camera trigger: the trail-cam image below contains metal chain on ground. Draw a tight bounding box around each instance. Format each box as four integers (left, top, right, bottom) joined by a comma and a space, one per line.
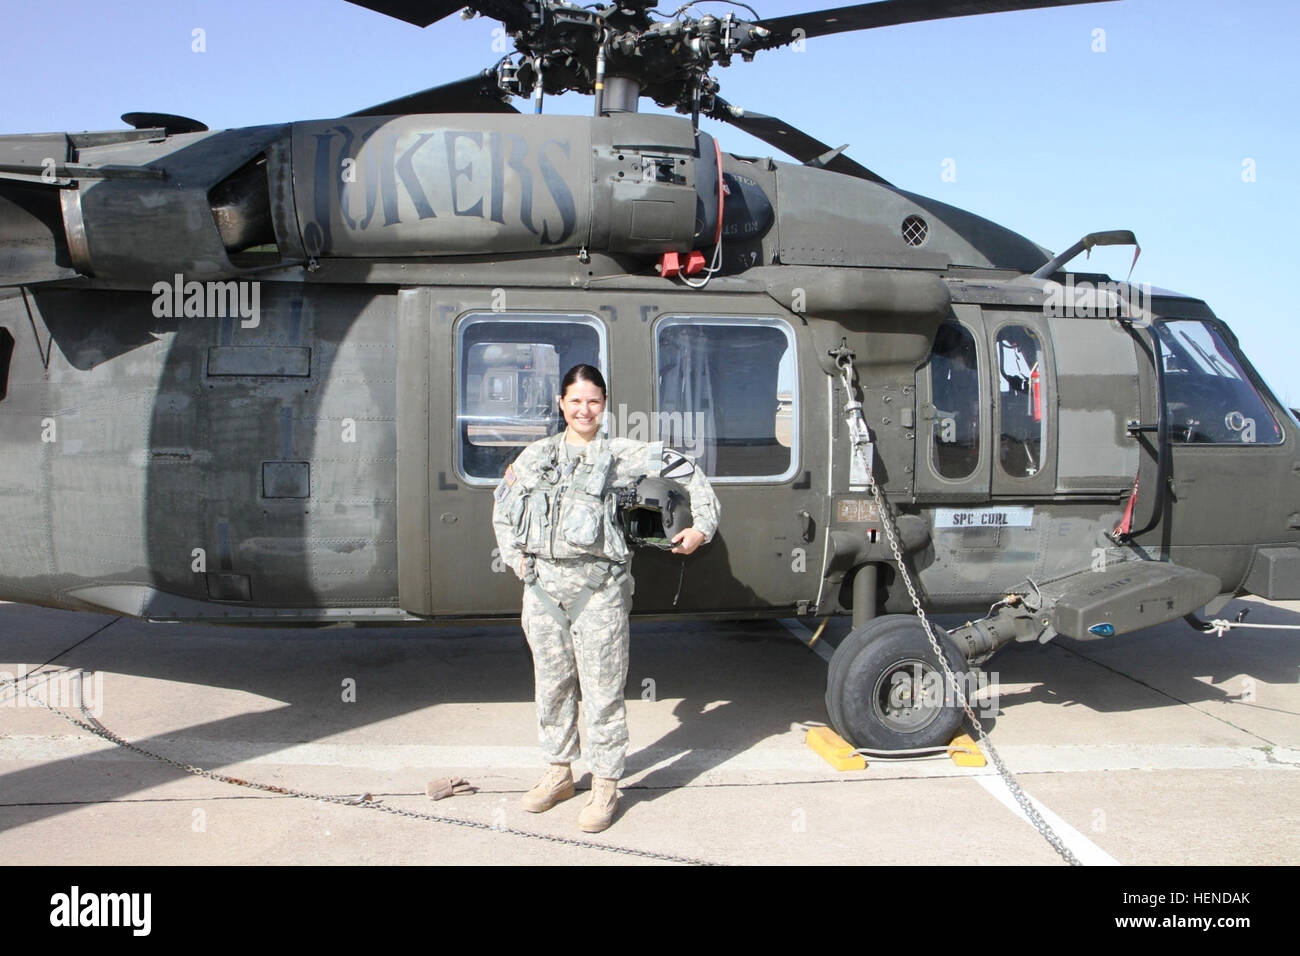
0, 668, 720, 866
835, 353, 1082, 866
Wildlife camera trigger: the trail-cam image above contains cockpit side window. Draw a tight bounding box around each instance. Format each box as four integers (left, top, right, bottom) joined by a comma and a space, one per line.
1156, 320, 1282, 445
929, 321, 980, 480
995, 325, 1046, 478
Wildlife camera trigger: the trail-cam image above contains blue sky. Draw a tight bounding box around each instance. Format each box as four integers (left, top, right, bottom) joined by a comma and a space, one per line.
3, 0, 1297, 403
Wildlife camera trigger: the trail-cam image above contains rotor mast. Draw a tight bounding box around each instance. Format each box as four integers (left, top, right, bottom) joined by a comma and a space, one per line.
600, 75, 640, 114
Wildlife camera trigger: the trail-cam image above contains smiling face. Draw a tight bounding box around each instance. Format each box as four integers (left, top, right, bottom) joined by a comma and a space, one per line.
559, 378, 606, 443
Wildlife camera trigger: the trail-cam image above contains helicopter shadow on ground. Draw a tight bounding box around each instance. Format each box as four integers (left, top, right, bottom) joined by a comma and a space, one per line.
611, 617, 830, 809
614, 606, 1012, 809
609, 532, 839, 804
0, 594, 833, 836
972, 598, 1300, 723
0, 601, 531, 836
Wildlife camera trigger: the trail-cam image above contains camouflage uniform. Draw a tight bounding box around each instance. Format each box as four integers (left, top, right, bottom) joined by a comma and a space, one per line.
493, 433, 720, 778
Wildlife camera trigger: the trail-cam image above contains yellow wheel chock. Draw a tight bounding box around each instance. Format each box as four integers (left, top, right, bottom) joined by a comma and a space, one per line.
804, 727, 867, 770
804, 728, 987, 769
946, 733, 986, 767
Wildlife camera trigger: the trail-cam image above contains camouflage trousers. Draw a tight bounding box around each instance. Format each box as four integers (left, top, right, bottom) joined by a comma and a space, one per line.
521, 556, 633, 780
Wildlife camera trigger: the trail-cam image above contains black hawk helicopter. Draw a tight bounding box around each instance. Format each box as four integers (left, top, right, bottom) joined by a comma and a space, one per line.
1, 0, 1297, 750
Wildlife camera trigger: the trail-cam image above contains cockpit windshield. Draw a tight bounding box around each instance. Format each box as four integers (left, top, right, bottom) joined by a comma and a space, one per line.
1155, 320, 1282, 445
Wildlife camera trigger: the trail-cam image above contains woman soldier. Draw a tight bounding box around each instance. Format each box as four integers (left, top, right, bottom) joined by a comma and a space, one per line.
491, 364, 720, 833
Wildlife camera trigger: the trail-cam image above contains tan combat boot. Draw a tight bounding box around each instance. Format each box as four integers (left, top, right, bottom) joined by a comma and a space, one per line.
577, 777, 619, 833
520, 763, 575, 813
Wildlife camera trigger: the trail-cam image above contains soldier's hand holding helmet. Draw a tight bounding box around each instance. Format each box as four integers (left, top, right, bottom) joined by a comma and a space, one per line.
670, 528, 706, 555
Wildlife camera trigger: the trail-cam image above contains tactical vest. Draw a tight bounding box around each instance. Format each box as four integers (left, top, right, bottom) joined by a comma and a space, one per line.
507, 440, 630, 563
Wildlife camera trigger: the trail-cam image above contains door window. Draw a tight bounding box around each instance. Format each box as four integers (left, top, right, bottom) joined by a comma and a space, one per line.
654, 317, 797, 481
457, 313, 605, 482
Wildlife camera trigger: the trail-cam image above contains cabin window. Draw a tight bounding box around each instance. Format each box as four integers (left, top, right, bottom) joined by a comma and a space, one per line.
996, 325, 1047, 478
929, 321, 980, 480
654, 317, 797, 481
1156, 319, 1282, 445
457, 313, 605, 482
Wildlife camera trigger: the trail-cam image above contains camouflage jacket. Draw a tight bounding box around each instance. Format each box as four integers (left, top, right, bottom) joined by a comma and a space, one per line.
492, 432, 720, 578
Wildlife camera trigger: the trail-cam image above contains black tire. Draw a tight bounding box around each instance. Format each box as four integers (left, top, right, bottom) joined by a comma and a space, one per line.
824, 614, 914, 733
826, 615, 971, 751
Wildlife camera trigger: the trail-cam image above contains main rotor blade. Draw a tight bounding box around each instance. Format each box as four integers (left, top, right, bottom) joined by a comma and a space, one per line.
757, 0, 1115, 46
344, 0, 538, 31
708, 97, 890, 185
343, 0, 472, 28
348, 70, 519, 116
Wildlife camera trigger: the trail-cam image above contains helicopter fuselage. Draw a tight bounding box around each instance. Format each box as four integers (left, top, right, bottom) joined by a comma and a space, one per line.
1, 112, 1297, 634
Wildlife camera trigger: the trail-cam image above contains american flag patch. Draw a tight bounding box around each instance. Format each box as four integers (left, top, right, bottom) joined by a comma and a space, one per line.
495, 463, 518, 503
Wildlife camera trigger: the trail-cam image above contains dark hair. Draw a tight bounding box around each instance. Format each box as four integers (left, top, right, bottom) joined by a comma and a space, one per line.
560, 364, 607, 399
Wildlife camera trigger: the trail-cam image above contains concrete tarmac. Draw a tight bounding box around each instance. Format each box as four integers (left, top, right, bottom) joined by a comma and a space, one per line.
1, 595, 1297, 866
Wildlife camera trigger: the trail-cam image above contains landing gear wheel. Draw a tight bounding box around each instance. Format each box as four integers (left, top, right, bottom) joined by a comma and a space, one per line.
824, 616, 895, 733
825, 614, 971, 751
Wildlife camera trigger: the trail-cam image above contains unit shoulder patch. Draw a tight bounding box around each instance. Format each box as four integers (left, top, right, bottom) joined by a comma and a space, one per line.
660, 449, 696, 480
